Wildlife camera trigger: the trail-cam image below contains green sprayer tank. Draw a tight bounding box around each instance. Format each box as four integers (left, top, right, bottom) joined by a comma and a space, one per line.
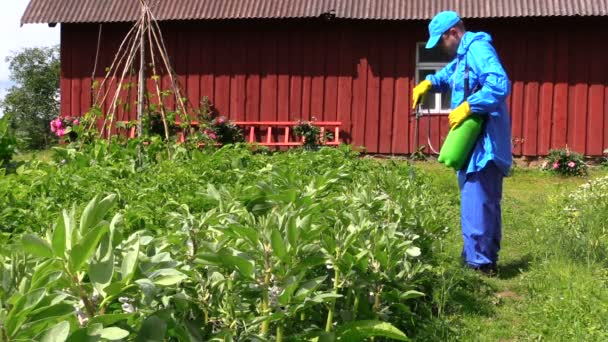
438, 115, 484, 170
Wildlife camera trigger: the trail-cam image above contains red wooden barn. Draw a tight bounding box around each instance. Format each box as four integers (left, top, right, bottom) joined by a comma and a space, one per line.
22, 0, 608, 156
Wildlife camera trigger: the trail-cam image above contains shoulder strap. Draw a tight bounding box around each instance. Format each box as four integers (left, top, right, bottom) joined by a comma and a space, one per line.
464, 63, 470, 99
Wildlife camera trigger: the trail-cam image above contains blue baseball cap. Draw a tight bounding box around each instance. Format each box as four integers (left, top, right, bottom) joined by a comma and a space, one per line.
425, 11, 461, 49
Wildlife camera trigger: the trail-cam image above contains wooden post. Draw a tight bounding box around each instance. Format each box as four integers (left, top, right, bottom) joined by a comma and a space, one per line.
137, 4, 145, 137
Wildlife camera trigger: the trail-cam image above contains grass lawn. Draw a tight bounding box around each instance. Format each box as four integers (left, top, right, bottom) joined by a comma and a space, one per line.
414, 160, 608, 341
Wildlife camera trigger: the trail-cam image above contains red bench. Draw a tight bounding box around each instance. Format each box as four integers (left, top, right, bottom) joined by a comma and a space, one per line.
119, 120, 342, 147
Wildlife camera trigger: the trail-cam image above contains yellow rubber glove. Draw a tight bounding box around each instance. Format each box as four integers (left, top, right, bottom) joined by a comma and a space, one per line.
412, 80, 432, 109
448, 101, 472, 130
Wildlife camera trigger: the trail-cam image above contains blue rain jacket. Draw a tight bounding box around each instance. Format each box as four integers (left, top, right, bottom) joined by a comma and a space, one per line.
426, 31, 512, 182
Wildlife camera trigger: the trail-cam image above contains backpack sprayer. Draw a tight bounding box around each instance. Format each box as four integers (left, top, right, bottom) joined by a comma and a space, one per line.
411, 63, 485, 179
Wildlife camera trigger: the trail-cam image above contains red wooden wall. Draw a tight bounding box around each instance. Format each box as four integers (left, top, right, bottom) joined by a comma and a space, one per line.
60, 17, 608, 156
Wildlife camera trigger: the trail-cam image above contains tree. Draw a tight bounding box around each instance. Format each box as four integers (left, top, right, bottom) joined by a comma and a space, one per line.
0, 46, 60, 150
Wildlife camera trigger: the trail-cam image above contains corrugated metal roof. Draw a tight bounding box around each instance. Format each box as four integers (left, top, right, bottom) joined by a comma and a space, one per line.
22, 0, 608, 25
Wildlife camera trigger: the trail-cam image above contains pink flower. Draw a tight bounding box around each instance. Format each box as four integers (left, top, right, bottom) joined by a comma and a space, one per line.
73, 119, 80, 125
568, 161, 576, 168
208, 132, 217, 140
217, 116, 227, 125
553, 162, 560, 170
50, 119, 64, 133
57, 128, 65, 137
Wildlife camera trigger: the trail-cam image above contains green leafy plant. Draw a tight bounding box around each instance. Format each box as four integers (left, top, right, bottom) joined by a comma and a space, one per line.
195, 96, 214, 123
541, 147, 588, 177
543, 175, 608, 264
294, 119, 322, 150
411, 145, 428, 161
1, 194, 134, 340
204, 116, 243, 144
0, 143, 455, 340
0, 114, 17, 166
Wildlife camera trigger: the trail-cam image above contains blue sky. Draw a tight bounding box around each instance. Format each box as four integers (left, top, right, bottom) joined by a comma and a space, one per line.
0, 0, 60, 114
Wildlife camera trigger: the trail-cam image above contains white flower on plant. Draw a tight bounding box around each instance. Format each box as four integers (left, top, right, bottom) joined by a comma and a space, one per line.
122, 302, 136, 313
91, 291, 100, 304
75, 307, 88, 326
186, 239, 194, 256
268, 282, 282, 308
119, 296, 137, 313
73, 301, 89, 326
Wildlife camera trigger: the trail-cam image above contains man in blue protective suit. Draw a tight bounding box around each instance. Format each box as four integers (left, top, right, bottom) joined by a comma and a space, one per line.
412, 11, 512, 275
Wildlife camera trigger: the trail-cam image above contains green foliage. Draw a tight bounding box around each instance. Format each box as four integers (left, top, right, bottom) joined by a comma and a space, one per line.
540, 175, 608, 264
0, 114, 17, 166
0, 142, 451, 341
206, 116, 243, 144
541, 147, 588, 177
294, 120, 322, 150
0, 46, 60, 150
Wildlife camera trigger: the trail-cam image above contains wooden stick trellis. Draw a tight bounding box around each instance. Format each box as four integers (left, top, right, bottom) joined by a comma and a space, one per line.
88, 0, 192, 150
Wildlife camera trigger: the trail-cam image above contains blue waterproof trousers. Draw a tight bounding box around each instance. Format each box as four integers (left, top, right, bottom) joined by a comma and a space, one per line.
458, 161, 504, 267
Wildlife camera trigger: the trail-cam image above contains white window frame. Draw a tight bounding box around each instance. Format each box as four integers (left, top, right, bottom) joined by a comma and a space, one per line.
415, 42, 450, 114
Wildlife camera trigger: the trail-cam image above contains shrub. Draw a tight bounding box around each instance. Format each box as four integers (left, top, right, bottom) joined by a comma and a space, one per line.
294, 119, 322, 150
205, 116, 243, 144
0, 114, 17, 165
541, 176, 608, 264
541, 147, 588, 177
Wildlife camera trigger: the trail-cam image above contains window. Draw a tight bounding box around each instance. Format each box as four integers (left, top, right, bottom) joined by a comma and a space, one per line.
415, 43, 452, 112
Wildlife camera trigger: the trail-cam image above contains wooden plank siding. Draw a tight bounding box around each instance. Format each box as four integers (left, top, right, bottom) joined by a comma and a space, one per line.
61, 17, 608, 156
